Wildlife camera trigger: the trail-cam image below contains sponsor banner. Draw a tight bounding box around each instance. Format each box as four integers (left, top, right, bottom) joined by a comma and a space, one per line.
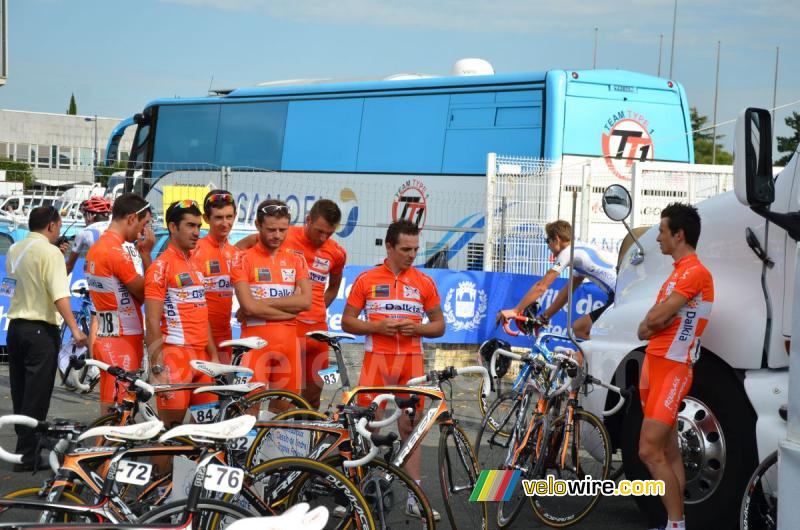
0, 259, 607, 347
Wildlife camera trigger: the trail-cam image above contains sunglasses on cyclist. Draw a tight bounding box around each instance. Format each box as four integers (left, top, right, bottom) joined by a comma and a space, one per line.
172, 199, 199, 210
135, 202, 152, 216
260, 204, 289, 215
204, 193, 234, 208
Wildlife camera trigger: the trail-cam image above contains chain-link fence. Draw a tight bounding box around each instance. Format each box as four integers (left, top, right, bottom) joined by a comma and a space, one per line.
484, 154, 734, 275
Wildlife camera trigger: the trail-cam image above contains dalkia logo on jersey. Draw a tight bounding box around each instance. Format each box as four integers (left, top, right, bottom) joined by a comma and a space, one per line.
443, 280, 487, 332
601, 110, 655, 180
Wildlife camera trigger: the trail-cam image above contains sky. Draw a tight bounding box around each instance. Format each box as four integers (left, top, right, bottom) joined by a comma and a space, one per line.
1, 0, 798, 154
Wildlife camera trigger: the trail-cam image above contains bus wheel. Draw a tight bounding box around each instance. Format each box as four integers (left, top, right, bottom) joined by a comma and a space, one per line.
621, 354, 757, 529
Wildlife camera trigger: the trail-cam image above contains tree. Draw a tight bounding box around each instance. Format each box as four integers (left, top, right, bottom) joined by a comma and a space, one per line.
690, 107, 732, 165
776, 111, 800, 166
67, 93, 77, 115
0, 158, 35, 189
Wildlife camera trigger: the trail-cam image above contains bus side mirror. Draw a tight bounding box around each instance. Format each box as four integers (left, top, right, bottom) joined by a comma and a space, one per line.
734, 108, 774, 207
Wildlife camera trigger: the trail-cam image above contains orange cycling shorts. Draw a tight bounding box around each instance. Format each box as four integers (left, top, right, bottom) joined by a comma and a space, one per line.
93, 335, 144, 404
156, 345, 217, 412
355, 352, 425, 409
298, 321, 329, 387
241, 325, 301, 394
639, 354, 693, 427
210, 324, 233, 365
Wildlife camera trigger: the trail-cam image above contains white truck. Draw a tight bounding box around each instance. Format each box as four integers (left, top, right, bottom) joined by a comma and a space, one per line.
584, 108, 795, 528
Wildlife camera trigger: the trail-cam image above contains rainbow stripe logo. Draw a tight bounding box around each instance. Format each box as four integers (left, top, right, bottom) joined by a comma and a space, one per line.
469, 470, 522, 502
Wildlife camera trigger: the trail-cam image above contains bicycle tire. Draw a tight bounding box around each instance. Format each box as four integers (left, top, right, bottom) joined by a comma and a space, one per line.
529, 409, 612, 527
475, 393, 526, 473
439, 423, 488, 530
228, 456, 375, 529
136, 498, 254, 529
496, 417, 545, 528
740, 449, 778, 530
322, 454, 436, 529
245, 408, 327, 468
235, 389, 311, 418
0, 486, 88, 524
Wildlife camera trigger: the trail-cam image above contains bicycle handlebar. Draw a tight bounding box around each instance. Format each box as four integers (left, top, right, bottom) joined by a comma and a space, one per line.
0, 415, 44, 464
367, 394, 403, 428
70, 356, 155, 397
406, 365, 491, 397
343, 394, 401, 468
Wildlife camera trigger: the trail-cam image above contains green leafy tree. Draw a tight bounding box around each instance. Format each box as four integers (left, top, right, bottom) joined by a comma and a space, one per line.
690, 107, 732, 164
0, 158, 35, 189
67, 93, 77, 115
776, 111, 800, 166
95, 161, 128, 187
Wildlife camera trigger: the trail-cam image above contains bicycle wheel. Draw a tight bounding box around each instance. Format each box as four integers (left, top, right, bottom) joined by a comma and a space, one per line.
740, 450, 778, 530
236, 389, 312, 419
227, 456, 375, 530
529, 409, 612, 527
245, 408, 328, 468
496, 418, 546, 528
0, 486, 89, 524
439, 423, 488, 530
475, 393, 526, 472
137, 498, 253, 529
323, 455, 435, 529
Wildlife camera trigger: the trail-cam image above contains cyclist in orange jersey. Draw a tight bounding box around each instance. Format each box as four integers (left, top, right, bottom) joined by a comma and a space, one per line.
636, 203, 714, 530
191, 190, 240, 364
236, 199, 346, 409
144, 200, 219, 427
85, 193, 153, 415
342, 220, 444, 488
231, 199, 311, 401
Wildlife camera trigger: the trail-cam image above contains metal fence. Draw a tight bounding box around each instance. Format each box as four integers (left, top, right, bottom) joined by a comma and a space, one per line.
484, 154, 734, 275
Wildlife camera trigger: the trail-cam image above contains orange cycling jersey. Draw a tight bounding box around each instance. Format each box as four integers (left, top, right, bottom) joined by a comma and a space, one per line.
646, 253, 714, 364
346, 261, 441, 355
230, 243, 308, 330
144, 243, 209, 349
191, 235, 239, 333
283, 226, 346, 323
85, 230, 144, 337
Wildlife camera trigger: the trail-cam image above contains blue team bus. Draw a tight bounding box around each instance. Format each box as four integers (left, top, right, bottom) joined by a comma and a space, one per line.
107, 65, 693, 269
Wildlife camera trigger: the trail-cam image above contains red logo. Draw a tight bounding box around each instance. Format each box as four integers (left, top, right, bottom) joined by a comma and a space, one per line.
601, 115, 654, 180
392, 179, 428, 229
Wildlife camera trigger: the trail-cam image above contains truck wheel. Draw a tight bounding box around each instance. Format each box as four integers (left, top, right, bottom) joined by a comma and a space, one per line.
621, 354, 757, 529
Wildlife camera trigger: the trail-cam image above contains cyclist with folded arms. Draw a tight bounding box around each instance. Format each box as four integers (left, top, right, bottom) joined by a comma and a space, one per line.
231, 199, 311, 407
499, 220, 616, 339
85, 193, 153, 416
144, 200, 219, 426
191, 190, 241, 364
636, 203, 713, 530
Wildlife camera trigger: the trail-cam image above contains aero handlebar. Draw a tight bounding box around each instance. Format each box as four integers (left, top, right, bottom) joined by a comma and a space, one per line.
407, 365, 491, 398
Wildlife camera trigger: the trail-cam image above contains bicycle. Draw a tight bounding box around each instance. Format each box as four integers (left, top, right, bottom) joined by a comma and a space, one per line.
476, 327, 625, 528
739, 404, 785, 530
0, 413, 374, 530
58, 287, 98, 392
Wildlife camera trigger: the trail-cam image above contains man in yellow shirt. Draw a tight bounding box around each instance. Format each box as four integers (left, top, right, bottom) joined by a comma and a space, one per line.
5, 205, 87, 471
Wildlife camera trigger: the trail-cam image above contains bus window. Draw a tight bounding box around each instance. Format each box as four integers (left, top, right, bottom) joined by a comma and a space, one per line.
152, 104, 220, 169
216, 102, 288, 169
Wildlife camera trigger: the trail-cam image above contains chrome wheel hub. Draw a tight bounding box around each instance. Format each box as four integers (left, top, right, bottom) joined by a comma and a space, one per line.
677, 396, 725, 504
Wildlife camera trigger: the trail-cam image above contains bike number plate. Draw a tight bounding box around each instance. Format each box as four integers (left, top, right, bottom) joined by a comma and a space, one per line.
318, 366, 340, 385
204, 464, 244, 494
189, 402, 220, 424
230, 429, 257, 452
96, 311, 120, 337
116, 460, 153, 486
233, 371, 252, 385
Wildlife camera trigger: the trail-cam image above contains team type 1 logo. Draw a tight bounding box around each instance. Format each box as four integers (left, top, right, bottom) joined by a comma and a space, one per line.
392, 179, 429, 228
601, 110, 655, 180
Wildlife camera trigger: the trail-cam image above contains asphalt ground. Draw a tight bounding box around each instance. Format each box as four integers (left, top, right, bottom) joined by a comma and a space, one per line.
0, 351, 651, 529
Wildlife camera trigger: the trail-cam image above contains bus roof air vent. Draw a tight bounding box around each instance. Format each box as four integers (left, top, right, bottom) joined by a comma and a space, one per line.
450, 58, 494, 76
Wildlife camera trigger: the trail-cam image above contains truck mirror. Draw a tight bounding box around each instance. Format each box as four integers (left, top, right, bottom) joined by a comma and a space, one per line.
734, 108, 774, 207
602, 184, 632, 221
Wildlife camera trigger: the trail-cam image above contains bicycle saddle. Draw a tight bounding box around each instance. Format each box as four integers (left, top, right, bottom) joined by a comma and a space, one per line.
159, 415, 256, 443
193, 382, 264, 397
191, 360, 253, 378
77, 419, 164, 443
306, 331, 356, 344
219, 337, 268, 350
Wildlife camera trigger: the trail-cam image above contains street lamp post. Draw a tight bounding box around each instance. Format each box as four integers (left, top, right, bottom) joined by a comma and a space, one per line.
84, 115, 97, 181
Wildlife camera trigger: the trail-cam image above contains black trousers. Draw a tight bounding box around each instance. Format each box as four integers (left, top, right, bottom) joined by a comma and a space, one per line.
7, 318, 60, 464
